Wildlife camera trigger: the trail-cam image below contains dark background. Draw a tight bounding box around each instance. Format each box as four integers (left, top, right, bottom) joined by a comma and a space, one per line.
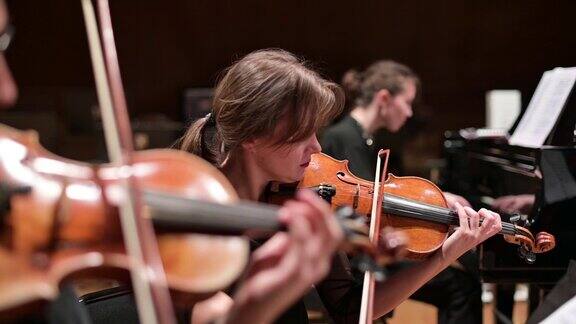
4, 0, 576, 174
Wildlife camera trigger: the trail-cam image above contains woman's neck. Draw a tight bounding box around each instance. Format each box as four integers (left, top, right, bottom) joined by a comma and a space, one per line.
221, 152, 270, 201
350, 105, 383, 135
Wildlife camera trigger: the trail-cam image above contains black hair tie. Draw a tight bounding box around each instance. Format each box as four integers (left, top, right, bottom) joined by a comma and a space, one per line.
205, 112, 216, 126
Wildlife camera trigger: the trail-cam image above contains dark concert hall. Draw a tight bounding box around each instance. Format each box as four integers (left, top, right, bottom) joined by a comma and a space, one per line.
1, 1, 575, 323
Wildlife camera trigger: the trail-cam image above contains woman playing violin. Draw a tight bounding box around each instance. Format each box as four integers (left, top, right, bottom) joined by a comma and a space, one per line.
0, 3, 342, 323
178, 48, 503, 323
0, 4, 339, 320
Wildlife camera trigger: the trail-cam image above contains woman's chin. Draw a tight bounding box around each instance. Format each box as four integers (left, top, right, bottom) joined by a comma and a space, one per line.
286, 171, 305, 184
273, 174, 301, 185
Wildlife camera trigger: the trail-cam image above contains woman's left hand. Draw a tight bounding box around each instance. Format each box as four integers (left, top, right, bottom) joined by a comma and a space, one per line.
440, 202, 502, 263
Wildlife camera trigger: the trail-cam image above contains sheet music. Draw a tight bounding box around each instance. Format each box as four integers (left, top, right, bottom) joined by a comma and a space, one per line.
486, 89, 521, 130
509, 67, 576, 147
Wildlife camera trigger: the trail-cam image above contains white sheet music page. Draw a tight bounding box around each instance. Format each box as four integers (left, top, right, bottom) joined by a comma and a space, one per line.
509, 67, 576, 147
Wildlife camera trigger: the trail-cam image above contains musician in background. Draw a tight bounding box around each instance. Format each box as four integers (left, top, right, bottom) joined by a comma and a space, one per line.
321, 60, 483, 324
178, 49, 502, 323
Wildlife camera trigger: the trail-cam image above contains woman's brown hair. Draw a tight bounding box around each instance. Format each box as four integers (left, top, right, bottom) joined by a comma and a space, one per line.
176, 49, 344, 166
342, 60, 420, 109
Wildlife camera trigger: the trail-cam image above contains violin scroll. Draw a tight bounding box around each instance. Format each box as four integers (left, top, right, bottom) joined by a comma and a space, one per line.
534, 232, 556, 253
503, 225, 556, 264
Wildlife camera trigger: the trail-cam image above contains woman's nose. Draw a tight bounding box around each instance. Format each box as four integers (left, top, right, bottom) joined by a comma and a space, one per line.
406, 106, 413, 118
309, 134, 322, 154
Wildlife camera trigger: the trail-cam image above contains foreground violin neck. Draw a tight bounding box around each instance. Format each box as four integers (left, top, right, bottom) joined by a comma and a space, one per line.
147, 189, 367, 241
146, 190, 284, 236
146, 190, 387, 269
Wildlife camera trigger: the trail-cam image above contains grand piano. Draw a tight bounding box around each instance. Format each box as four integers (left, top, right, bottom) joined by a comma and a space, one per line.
442, 138, 576, 284
441, 83, 576, 288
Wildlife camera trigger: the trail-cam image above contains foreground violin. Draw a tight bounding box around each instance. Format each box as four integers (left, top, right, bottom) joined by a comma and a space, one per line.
275, 153, 555, 263
0, 124, 398, 319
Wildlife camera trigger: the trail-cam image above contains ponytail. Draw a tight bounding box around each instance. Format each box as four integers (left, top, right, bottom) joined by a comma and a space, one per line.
341, 69, 362, 110
176, 114, 221, 166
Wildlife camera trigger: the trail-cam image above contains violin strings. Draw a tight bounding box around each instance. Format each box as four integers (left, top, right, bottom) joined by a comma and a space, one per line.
383, 205, 516, 235
330, 190, 516, 230
329, 190, 517, 235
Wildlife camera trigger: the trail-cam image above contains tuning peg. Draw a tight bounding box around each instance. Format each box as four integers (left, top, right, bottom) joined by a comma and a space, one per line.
311, 183, 336, 203
509, 213, 532, 228
518, 246, 536, 264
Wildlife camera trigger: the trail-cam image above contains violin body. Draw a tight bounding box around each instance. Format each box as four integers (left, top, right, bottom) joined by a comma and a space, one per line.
300, 153, 448, 259
296, 153, 555, 260
0, 124, 249, 313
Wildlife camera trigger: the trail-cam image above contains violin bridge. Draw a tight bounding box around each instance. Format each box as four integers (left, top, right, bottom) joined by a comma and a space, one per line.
353, 184, 360, 210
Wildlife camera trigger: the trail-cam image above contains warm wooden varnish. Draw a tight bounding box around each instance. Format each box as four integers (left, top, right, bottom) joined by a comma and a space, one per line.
293, 153, 555, 260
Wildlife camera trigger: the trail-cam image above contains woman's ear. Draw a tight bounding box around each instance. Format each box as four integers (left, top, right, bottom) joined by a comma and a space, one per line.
241, 139, 257, 152
375, 89, 392, 107
240, 140, 256, 152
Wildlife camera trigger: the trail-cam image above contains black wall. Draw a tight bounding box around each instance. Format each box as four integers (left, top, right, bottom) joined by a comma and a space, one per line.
6, 0, 576, 168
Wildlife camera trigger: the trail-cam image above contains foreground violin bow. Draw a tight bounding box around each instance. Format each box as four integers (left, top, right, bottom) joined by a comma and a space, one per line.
81, 0, 175, 322
358, 149, 390, 324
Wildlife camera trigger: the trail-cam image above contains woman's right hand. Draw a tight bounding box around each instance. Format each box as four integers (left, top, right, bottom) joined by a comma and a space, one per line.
224, 189, 343, 324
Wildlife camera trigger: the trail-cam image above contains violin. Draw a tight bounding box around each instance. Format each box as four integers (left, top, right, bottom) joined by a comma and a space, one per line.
0, 124, 397, 318
274, 153, 556, 264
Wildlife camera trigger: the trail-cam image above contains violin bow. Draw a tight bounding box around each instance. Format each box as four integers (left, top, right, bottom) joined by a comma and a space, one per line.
80, 1, 175, 323
358, 149, 390, 324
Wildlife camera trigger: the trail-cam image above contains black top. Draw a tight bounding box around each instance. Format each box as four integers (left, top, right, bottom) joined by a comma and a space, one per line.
321, 115, 407, 180
321, 115, 378, 180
